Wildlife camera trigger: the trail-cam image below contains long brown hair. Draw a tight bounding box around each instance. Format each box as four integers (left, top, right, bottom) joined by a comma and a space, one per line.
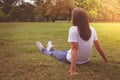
72, 7, 91, 41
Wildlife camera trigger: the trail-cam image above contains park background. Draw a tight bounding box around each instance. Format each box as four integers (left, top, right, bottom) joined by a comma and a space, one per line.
0, 0, 120, 22
0, 0, 120, 80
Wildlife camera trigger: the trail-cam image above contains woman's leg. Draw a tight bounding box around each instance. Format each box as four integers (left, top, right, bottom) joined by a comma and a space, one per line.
42, 48, 70, 63
36, 41, 70, 63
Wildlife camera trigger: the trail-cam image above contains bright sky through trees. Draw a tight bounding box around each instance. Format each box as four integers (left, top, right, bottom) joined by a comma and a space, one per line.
24, 0, 34, 4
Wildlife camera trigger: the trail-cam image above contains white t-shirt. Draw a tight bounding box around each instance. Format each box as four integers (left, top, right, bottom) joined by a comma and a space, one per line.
67, 26, 98, 64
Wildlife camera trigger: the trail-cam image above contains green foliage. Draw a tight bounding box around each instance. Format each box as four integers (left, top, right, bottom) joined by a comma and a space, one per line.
34, 0, 44, 5
0, 0, 120, 22
76, 0, 120, 22
9, 2, 35, 22
0, 0, 21, 15
0, 7, 5, 21
0, 7, 4, 17
35, 0, 76, 22
89, 9, 98, 22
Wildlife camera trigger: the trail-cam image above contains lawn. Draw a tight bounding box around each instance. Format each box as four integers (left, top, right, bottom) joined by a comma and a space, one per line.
0, 22, 120, 80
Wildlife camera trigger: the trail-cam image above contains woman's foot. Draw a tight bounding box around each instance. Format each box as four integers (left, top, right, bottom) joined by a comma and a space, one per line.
36, 41, 44, 51
47, 41, 53, 51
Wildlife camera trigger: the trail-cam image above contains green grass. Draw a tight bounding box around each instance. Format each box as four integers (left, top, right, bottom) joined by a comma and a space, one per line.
0, 22, 120, 80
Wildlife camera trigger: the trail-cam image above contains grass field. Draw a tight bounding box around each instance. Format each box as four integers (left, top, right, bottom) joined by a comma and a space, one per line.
0, 22, 120, 80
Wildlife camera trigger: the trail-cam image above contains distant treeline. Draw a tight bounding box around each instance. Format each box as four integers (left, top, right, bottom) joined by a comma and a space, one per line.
0, 0, 120, 22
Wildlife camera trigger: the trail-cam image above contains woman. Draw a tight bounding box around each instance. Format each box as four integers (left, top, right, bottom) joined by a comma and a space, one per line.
36, 7, 108, 75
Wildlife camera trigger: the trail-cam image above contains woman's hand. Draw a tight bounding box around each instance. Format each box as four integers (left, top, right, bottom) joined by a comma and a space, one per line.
105, 61, 113, 65
69, 67, 78, 75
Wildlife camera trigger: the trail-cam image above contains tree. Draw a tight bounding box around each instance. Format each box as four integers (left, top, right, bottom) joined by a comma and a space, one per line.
0, 0, 21, 15
35, 0, 50, 22
0, 6, 5, 21
117, 0, 120, 21
35, 0, 76, 22
76, 0, 102, 22
89, 9, 98, 22
101, 0, 120, 22
58, 0, 76, 21
34, 0, 44, 6
9, 2, 35, 22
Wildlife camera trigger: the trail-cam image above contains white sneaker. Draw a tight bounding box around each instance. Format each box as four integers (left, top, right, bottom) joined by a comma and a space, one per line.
47, 41, 53, 51
36, 41, 44, 51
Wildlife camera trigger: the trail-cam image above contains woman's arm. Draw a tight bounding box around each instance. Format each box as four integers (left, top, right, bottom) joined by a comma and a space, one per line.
69, 42, 78, 75
94, 40, 108, 63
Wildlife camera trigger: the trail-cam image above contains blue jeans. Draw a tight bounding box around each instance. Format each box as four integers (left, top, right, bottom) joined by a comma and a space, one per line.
41, 48, 70, 63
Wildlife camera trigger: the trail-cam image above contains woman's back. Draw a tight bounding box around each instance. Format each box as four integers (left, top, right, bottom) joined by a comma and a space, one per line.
67, 26, 98, 64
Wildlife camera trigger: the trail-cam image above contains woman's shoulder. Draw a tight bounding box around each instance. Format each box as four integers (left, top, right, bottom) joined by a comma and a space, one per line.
69, 26, 77, 30
90, 26, 96, 31
90, 26, 97, 36
69, 26, 77, 33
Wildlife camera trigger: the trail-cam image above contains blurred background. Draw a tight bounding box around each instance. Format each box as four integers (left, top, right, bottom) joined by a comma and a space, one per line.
0, 0, 120, 22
